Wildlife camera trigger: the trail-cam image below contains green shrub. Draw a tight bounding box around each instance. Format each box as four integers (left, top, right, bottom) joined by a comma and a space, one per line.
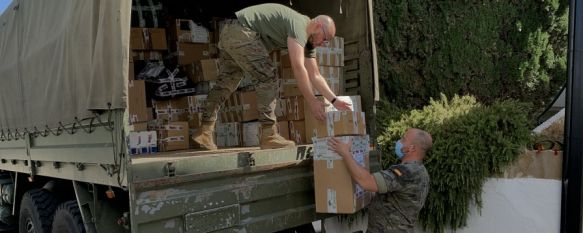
377, 94, 532, 233
374, 0, 568, 115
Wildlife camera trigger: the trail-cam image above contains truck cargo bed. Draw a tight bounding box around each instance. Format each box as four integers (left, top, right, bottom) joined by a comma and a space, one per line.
131, 145, 314, 184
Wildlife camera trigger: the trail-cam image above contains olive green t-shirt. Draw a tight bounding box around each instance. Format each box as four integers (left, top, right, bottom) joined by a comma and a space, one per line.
236, 3, 316, 58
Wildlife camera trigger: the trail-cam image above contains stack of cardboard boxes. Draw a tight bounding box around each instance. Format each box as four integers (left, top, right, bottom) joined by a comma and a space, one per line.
308, 96, 372, 214
126, 6, 358, 157
128, 14, 220, 154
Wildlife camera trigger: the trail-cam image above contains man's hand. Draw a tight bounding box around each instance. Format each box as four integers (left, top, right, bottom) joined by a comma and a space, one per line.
328, 137, 352, 158
333, 98, 352, 111
309, 98, 327, 121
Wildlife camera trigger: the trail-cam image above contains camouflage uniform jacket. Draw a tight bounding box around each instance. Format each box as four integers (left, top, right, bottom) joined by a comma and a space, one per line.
368, 161, 430, 233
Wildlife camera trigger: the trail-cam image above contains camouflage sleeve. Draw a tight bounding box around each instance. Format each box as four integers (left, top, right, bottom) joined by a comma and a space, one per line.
373, 168, 404, 194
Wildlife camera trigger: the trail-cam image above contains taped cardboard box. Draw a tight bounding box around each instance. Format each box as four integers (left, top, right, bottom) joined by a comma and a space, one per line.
130, 28, 168, 50
313, 135, 371, 214
216, 122, 242, 147
177, 42, 212, 65
129, 131, 158, 155
279, 67, 341, 97
290, 120, 307, 144
171, 19, 210, 43
219, 91, 258, 123
275, 99, 288, 121
285, 96, 305, 121
157, 121, 190, 151
279, 68, 303, 98
242, 122, 262, 147
305, 111, 367, 141
316, 66, 342, 95
153, 96, 190, 121
129, 80, 149, 123
314, 152, 372, 213
280, 37, 343, 68
185, 59, 219, 83
312, 135, 371, 160
316, 47, 344, 67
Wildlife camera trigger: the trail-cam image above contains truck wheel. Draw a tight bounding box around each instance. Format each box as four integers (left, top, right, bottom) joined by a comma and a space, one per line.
51, 201, 85, 233
19, 189, 58, 233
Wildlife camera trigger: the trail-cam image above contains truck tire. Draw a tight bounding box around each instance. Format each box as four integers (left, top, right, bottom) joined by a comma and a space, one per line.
19, 189, 58, 233
51, 201, 85, 233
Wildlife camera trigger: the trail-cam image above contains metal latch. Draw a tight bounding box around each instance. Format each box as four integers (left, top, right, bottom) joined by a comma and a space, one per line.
165, 162, 176, 177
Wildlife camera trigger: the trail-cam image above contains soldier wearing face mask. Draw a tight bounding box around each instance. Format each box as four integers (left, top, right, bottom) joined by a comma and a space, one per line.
328, 128, 433, 233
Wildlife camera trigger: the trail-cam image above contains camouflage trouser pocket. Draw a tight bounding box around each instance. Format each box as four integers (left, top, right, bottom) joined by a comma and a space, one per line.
218, 23, 277, 83
209, 22, 279, 124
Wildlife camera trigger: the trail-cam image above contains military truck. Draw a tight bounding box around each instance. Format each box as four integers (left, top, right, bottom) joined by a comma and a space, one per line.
0, 0, 380, 232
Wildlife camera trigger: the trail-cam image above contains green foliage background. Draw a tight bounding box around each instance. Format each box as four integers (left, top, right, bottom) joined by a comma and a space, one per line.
373, 1, 568, 231
374, 0, 568, 110
377, 95, 532, 233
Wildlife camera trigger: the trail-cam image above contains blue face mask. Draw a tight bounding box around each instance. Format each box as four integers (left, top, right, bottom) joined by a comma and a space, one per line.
395, 140, 405, 159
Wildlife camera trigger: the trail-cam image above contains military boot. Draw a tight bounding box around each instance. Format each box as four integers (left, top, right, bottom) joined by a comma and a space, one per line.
260, 123, 296, 149
192, 121, 217, 150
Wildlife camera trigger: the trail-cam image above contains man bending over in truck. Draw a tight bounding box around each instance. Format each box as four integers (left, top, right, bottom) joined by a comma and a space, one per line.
328, 128, 433, 233
193, 3, 352, 150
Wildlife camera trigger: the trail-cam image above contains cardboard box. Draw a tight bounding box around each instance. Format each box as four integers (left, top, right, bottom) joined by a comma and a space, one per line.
130, 28, 168, 50
219, 91, 258, 123
316, 66, 342, 95
132, 51, 164, 61
314, 153, 371, 213
305, 111, 366, 142
172, 19, 210, 43
177, 42, 212, 65
289, 120, 306, 144
129, 60, 135, 80
216, 122, 241, 147
312, 135, 370, 160
285, 96, 305, 121
130, 122, 149, 132
279, 66, 341, 97
313, 135, 371, 214
327, 37, 344, 50
153, 96, 190, 121
316, 47, 344, 67
277, 121, 290, 140
280, 37, 343, 68
157, 121, 190, 151
242, 122, 262, 147
129, 131, 158, 155
279, 68, 303, 98
275, 99, 288, 121
187, 95, 208, 114
185, 59, 219, 82
129, 80, 149, 123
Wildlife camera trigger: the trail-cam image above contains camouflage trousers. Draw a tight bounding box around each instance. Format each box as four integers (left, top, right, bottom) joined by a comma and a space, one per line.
202, 20, 279, 125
